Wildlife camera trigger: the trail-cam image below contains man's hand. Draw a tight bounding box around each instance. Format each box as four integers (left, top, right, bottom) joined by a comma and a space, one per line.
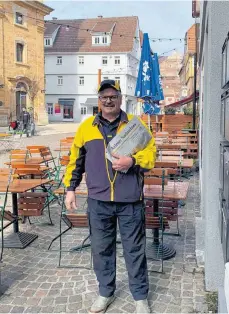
65, 191, 77, 211
112, 153, 134, 172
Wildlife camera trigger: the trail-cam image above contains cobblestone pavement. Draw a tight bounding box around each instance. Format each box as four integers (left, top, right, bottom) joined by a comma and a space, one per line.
0, 133, 207, 313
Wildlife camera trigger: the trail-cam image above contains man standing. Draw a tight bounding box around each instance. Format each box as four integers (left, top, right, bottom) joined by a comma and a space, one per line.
20, 107, 30, 136
64, 80, 156, 314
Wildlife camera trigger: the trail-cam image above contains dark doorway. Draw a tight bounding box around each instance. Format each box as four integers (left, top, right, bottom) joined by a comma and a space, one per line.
93, 106, 98, 115
16, 82, 27, 120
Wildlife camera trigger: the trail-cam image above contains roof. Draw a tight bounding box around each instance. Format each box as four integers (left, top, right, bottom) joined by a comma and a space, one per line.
91, 21, 115, 33
44, 16, 139, 53
45, 23, 60, 37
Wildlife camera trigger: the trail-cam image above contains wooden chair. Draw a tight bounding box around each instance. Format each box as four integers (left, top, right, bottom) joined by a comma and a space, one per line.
0, 170, 18, 261
9, 149, 28, 166
18, 192, 53, 225
11, 163, 49, 178
145, 168, 181, 236
48, 191, 92, 270
144, 171, 170, 273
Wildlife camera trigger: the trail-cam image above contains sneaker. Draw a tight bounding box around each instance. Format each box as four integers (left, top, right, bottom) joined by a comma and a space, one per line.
89, 295, 115, 313
136, 299, 151, 313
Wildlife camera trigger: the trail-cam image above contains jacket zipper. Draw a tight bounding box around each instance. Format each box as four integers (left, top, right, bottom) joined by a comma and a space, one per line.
103, 120, 125, 201
104, 140, 118, 201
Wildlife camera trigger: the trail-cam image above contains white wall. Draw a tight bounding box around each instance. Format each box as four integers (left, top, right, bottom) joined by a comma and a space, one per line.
199, 0, 229, 291
45, 25, 141, 121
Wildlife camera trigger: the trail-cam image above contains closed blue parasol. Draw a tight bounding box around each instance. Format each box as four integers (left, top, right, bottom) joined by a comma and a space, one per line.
135, 33, 164, 129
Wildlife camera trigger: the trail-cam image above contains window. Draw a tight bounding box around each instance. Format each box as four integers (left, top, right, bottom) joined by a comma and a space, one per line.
114, 56, 120, 65
79, 56, 84, 65
57, 76, 63, 85
81, 106, 87, 115
16, 43, 24, 63
102, 56, 108, 65
44, 38, 52, 47
15, 12, 23, 25
115, 77, 120, 85
79, 76, 84, 86
94, 37, 100, 44
47, 103, 53, 115
57, 56, 62, 65
102, 36, 108, 44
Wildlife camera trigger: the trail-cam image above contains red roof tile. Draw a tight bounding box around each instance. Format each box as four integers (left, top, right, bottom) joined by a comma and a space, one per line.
44, 16, 139, 53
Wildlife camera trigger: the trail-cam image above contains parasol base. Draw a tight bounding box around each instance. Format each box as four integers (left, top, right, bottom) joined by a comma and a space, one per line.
146, 241, 176, 260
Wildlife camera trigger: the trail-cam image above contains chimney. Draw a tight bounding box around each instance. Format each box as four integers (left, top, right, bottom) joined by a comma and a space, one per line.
98, 15, 103, 18
52, 17, 57, 20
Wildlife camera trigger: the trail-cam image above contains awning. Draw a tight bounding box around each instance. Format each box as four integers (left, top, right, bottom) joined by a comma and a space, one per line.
58, 98, 75, 106
85, 98, 98, 107
166, 91, 199, 108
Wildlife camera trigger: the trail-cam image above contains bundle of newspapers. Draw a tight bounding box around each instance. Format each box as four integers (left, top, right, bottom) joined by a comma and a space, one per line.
106, 116, 152, 172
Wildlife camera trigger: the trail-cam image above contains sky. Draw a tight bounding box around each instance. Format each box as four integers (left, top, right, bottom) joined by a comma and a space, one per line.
44, 0, 194, 55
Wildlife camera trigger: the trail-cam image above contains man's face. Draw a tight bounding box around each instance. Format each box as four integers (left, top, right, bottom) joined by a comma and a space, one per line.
99, 88, 122, 116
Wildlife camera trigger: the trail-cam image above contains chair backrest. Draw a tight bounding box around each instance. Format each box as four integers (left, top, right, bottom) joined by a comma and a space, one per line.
59, 140, 72, 152
157, 144, 182, 150
18, 192, 47, 216
145, 169, 168, 177
11, 163, 48, 177
144, 177, 168, 186
27, 146, 47, 156
40, 147, 52, 158
60, 155, 70, 166
158, 156, 184, 162
158, 150, 183, 157
10, 149, 28, 164
63, 213, 89, 228
154, 161, 178, 168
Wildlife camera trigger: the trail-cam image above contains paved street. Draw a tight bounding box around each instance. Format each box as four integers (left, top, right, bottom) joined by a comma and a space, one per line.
0, 132, 207, 313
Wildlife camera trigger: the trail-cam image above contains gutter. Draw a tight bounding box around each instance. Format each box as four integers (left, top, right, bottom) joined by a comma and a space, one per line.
199, 0, 208, 65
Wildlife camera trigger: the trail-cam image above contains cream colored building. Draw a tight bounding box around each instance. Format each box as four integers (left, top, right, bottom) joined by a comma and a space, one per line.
0, 1, 53, 126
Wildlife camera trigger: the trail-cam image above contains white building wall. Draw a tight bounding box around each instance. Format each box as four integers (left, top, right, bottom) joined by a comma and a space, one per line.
45, 27, 141, 122
199, 0, 229, 291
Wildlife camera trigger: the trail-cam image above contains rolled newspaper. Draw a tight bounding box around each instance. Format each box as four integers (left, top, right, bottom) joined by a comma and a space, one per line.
106, 116, 152, 172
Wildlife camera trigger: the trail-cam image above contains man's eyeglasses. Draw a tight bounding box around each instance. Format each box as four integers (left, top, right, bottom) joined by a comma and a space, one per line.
99, 95, 119, 103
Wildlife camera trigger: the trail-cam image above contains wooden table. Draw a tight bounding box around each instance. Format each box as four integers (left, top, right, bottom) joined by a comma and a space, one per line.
155, 159, 193, 169
144, 181, 190, 260
0, 179, 52, 249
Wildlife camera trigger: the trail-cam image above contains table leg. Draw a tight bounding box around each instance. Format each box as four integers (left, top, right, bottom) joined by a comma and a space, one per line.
1, 193, 38, 249
12, 193, 19, 233
145, 199, 176, 260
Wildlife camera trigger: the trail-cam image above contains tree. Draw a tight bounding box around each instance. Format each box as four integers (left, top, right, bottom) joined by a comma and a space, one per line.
27, 76, 43, 122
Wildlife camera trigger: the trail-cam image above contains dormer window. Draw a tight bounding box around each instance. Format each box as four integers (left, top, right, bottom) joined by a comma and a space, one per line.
92, 35, 110, 46
94, 37, 100, 44
102, 36, 108, 44
44, 38, 52, 47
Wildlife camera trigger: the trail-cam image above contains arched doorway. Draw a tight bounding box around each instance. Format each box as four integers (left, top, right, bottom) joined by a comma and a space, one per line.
16, 82, 27, 120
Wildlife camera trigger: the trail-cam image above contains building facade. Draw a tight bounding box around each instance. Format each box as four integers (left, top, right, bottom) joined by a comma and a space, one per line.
158, 51, 182, 110
179, 23, 199, 98
44, 16, 141, 123
0, 1, 53, 126
198, 1, 229, 308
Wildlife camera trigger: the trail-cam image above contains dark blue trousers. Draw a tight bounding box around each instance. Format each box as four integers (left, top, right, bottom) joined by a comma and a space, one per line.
87, 198, 149, 301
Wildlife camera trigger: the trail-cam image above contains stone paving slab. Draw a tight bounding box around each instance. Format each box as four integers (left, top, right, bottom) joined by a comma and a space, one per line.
0, 133, 208, 313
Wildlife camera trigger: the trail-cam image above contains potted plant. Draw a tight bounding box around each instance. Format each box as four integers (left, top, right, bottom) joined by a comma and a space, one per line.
183, 106, 193, 115
164, 107, 177, 115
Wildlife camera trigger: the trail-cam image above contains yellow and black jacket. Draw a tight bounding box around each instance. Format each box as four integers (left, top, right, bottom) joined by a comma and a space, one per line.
64, 111, 156, 202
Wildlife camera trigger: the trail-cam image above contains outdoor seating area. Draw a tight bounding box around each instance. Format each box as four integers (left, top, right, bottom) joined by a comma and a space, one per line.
0, 131, 198, 257
0, 130, 207, 313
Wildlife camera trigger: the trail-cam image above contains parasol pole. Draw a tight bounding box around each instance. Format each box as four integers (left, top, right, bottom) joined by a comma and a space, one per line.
148, 114, 150, 130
